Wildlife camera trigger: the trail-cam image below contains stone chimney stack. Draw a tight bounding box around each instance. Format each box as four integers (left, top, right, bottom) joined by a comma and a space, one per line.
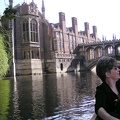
72, 17, 78, 45
84, 22, 90, 39
59, 12, 66, 31
59, 12, 68, 53
93, 25, 98, 41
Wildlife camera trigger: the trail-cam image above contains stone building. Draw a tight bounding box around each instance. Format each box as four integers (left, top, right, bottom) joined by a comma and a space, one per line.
2, 0, 100, 75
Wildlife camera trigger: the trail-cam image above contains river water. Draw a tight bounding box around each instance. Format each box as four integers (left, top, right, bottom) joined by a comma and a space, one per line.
0, 71, 101, 120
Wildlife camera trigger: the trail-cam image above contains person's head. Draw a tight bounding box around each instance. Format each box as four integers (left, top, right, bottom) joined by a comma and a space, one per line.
96, 56, 117, 82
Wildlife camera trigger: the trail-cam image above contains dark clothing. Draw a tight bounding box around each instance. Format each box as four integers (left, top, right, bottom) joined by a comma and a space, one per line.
95, 80, 120, 120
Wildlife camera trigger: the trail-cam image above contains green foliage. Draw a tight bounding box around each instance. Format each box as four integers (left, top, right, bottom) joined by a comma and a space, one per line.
0, 34, 10, 78
0, 18, 12, 78
0, 80, 10, 120
3, 5, 17, 20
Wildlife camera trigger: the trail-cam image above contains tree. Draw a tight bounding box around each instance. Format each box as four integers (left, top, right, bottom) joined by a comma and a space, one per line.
0, 2, 17, 78
3, 5, 17, 20
0, 16, 12, 78
0, 34, 9, 77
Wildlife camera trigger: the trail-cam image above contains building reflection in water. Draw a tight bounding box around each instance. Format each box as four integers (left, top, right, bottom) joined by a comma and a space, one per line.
0, 72, 101, 120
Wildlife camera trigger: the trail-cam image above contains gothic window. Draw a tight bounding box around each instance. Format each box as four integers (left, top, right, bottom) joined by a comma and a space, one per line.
118, 46, 120, 54
30, 19, 38, 42
31, 49, 39, 59
69, 35, 72, 40
53, 32, 56, 37
78, 37, 81, 44
73, 36, 75, 41
23, 51, 30, 59
57, 42, 60, 50
70, 44, 72, 50
98, 48, 102, 57
108, 46, 113, 54
90, 49, 94, 59
88, 48, 94, 60
23, 20, 29, 42
96, 48, 102, 58
54, 41, 57, 50
82, 38, 86, 43
27, 51, 30, 59
49, 41, 52, 50
56, 32, 59, 38
61, 42, 63, 49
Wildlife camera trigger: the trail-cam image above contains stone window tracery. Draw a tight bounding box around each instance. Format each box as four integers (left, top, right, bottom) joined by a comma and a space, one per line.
30, 19, 38, 42
23, 19, 29, 42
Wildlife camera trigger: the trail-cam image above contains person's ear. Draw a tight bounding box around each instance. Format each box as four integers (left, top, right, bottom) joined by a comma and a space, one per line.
105, 71, 110, 78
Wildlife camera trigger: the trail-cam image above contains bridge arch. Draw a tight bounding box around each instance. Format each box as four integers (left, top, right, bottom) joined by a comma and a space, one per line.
115, 44, 120, 54
86, 47, 94, 60
105, 45, 113, 55
77, 39, 120, 71
86, 58, 99, 70
94, 46, 103, 58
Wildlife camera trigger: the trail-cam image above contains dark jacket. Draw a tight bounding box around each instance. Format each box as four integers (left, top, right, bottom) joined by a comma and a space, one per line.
95, 80, 120, 120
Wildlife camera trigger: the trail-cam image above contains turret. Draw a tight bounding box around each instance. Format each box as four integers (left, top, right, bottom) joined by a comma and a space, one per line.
9, 0, 13, 7
42, 0, 45, 18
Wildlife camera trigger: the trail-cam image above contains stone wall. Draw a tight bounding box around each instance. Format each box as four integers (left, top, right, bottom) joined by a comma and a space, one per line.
16, 59, 42, 75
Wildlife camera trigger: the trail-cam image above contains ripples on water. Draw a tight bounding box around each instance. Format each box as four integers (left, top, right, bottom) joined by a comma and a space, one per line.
0, 71, 101, 120
44, 97, 95, 120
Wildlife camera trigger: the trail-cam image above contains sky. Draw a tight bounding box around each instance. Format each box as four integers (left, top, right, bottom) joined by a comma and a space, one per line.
0, 0, 120, 40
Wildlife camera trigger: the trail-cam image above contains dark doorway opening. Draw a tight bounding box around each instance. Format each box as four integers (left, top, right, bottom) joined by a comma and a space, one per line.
60, 63, 63, 71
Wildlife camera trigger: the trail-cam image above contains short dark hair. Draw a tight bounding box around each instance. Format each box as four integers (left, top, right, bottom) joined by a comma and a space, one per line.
96, 56, 117, 82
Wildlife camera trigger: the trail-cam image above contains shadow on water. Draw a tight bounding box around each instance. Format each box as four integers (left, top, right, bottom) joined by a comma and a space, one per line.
0, 72, 101, 120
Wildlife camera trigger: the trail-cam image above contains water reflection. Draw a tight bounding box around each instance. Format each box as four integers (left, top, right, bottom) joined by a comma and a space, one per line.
0, 71, 101, 120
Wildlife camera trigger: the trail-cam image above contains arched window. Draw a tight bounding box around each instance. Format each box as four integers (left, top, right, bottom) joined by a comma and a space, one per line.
30, 19, 38, 42
108, 46, 113, 54
23, 19, 29, 42
90, 49, 94, 59
118, 46, 120, 54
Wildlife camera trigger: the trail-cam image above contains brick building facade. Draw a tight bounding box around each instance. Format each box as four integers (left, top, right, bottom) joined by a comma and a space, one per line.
2, 0, 100, 75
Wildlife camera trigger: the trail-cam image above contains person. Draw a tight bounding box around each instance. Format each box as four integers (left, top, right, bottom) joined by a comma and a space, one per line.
95, 56, 120, 120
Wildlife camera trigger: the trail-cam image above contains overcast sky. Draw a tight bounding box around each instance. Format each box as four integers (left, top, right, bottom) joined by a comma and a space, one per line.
1, 0, 120, 40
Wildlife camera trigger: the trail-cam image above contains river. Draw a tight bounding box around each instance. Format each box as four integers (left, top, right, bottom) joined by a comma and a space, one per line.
0, 71, 101, 120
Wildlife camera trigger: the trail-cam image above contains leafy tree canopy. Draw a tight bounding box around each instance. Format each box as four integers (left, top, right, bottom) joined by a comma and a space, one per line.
3, 5, 17, 20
